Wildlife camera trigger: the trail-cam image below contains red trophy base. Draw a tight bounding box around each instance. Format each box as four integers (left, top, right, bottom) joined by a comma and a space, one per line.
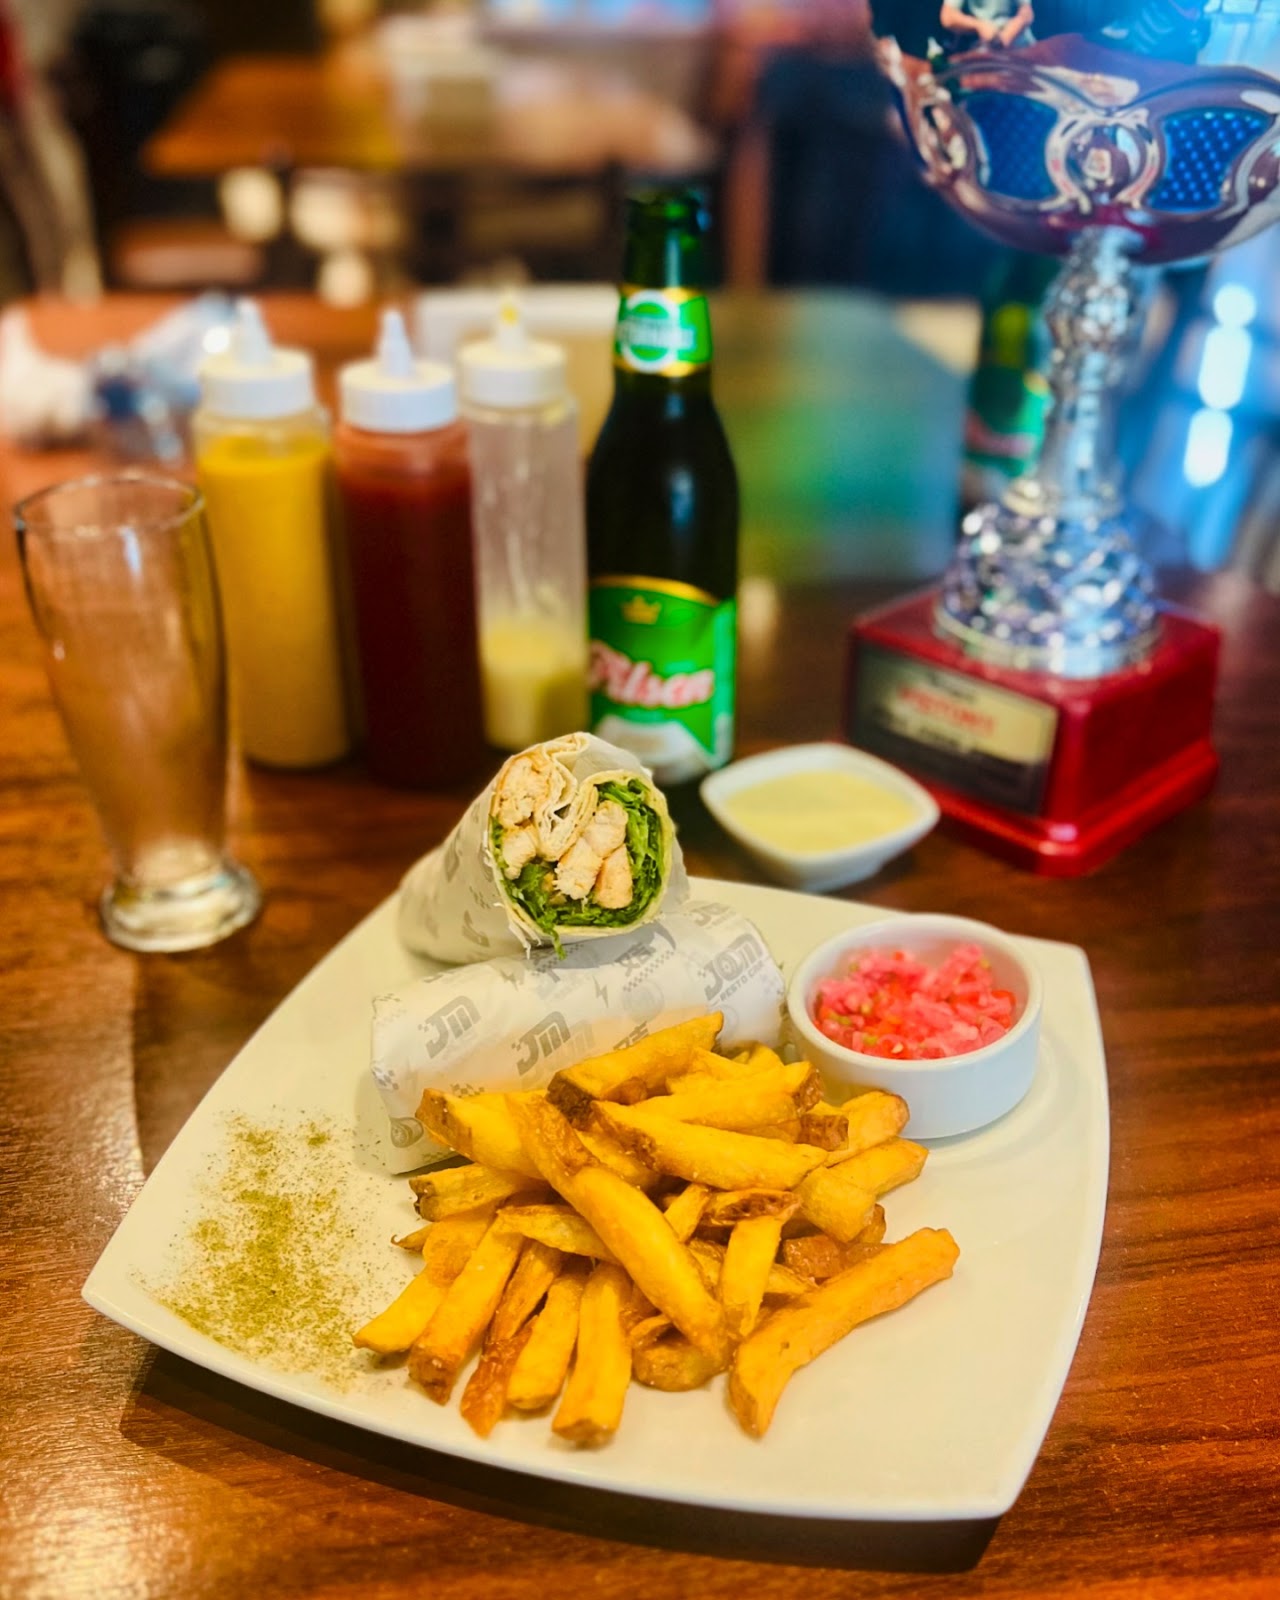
844, 591, 1219, 876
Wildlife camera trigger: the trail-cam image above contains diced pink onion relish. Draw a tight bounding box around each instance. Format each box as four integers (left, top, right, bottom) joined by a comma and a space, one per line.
811, 942, 1016, 1060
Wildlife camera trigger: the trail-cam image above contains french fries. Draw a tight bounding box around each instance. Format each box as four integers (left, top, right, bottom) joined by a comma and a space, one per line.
661, 1182, 710, 1243
353, 1206, 495, 1354
833, 1137, 928, 1195
407, 1217, 525, 1401
781, 1206, 886, 1281
829, 1091, 910, 1161
497, 1203, 619, 1263
794, 1165, 877, 1242
507, 1266, 587, 1411
546, 1015, 723, 1122
792, 1141, 926, 1243
409, 1163, 543, 1219
632, 1333, 726, 1391
700, 1188, 802, 1227
637, 1060, 819, 1132
460, 1323, 535, 1439
356, 1011, 957, 1445
491, 1239, 563, 1342
686, 1237, 808, 1300
720, 1215, 786, 1340
508, 1096, 731, 1366
593, 1104, 828, 1191
796, 1110, 849, 1151
416, 1090, 540, 1179
729, 1229, 960, 1436
552, 1262, 633, 1445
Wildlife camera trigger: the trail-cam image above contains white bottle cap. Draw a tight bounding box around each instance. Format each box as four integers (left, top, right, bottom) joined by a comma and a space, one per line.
198, 299, 316, 419
339, 309, 457, 433
458, 294, 568, 410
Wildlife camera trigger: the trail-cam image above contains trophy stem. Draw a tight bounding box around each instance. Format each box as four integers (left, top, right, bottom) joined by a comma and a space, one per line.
937, 227, 1161, 679
1011, 228, 1137, 520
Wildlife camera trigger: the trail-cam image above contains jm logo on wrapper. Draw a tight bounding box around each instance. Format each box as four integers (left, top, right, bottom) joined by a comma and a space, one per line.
516, 1012, 573, 1074
419, 996, 481, 1058
703, 931, 770, 1004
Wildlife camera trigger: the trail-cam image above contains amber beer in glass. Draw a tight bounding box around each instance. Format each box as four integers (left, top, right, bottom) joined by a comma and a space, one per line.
586, 189, 739, 785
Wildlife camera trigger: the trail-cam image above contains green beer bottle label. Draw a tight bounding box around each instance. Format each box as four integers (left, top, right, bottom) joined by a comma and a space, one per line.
614, 286, 713, 377
588, 577, 735, 779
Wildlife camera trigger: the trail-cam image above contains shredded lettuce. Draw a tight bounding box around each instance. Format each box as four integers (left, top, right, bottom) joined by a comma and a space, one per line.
496, 779, 666, 946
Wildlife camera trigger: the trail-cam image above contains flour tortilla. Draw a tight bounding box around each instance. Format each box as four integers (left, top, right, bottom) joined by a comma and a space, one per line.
397, 733, 687, 964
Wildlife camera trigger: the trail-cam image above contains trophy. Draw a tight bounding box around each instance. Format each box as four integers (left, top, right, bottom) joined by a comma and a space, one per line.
845, 7, 1280, 872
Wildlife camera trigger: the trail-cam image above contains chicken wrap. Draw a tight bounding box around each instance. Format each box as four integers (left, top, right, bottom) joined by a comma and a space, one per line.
398, 732, 687, 963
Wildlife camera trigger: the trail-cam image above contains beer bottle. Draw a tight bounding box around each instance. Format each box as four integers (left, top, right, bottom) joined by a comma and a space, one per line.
586, 188, 739, 786
960, 249, 1057, 512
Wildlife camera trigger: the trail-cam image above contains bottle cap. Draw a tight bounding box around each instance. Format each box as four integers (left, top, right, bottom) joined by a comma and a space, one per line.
198, 299, 316, 419
458, 295, 567, 410
339, 309, 457, 433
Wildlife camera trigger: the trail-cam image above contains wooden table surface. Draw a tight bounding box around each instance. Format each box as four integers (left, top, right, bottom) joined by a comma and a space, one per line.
144, 48, 715, 178
2, 295, 1278, 1600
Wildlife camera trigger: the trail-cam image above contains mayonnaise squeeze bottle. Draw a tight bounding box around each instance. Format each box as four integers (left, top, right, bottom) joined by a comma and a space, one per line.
458, 297, 587, 751
194, 299, 350, 769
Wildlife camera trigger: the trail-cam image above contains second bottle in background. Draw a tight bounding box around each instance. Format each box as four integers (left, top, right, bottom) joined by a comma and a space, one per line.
333, 311, 487, 789
459, 298, 588, 752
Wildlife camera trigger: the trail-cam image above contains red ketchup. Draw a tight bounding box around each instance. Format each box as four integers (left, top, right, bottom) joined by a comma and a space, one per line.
334, 311, 487, 788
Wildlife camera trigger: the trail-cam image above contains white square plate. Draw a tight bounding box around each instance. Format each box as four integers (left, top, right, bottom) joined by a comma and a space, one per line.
84, 877, 1108, 1522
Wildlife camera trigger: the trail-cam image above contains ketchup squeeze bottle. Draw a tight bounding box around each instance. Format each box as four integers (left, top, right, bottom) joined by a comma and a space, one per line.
334, 311, 486, 788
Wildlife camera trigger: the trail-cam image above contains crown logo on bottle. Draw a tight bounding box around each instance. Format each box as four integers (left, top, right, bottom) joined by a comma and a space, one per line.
621, 594, 661, 625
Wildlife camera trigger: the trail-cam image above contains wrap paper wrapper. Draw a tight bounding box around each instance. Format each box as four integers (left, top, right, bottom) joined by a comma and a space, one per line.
397, 732, 687, 965
372, 900, 785, 1172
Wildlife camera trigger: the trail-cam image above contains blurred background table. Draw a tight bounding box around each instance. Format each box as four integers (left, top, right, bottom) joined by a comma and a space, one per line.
139, 44, 716, 285
144, 48, 715, 180
2, 293, 1278, 1598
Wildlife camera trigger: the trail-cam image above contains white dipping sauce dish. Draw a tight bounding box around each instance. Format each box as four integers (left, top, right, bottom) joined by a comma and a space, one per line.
787, 913, 1044, 1140
700, 743, 939, 893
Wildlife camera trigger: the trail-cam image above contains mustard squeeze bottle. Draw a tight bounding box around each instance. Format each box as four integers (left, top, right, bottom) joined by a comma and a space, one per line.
194, 300, 349, 768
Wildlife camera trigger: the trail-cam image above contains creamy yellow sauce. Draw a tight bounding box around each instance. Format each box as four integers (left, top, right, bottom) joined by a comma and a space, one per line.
722, 769, 917, 855
480, 616, 587, 751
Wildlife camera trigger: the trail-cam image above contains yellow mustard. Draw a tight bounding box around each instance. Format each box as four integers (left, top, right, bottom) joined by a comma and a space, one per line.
194, 303, 349, 769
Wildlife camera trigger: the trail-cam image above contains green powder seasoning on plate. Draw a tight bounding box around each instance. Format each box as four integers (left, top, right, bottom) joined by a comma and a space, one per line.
152, 1114, 375, 1388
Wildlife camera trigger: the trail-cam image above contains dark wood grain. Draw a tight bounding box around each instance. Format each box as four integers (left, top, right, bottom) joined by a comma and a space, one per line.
144, 50, 714, 178
2, 296, 1278, 1600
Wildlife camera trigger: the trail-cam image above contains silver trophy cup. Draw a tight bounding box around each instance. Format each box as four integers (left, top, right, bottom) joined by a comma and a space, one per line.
881, 27, 1280, 676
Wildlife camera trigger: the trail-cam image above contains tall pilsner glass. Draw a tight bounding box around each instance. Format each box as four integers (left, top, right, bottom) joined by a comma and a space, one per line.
16, 473, 261, 951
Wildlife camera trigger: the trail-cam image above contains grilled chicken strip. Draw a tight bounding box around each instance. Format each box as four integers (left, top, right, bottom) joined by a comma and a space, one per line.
593, 846, 633, 909
494, 754, 551, 829
554, 835, 603, 901
499, 825, 539, 880
579, 799, 628, 858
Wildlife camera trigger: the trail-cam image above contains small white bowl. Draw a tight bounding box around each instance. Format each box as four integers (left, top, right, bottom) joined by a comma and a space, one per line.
787, 914, 1043, 1140
700, 743, 939, 893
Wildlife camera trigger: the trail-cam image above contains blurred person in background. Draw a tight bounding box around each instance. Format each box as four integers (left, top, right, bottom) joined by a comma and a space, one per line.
937, 1, 1034, 51
0, 0, 98, 300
